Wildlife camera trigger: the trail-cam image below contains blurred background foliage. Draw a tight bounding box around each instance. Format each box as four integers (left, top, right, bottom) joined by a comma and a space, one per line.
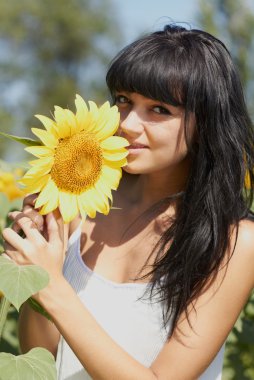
198, 1, 254, 378
0, 0, 121, 160
0, 0, 253, 379
198, 0, 254, 118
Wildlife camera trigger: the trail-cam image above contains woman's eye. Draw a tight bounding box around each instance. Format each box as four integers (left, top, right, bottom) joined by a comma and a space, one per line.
115, 95, 129, 104
153, 106, 170, 115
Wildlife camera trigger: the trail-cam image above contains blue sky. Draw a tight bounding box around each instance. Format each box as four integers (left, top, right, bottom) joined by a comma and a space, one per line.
111, 0, 200, 46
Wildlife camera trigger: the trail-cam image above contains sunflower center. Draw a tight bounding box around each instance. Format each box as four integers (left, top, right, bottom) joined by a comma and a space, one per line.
51, 131, 103, 194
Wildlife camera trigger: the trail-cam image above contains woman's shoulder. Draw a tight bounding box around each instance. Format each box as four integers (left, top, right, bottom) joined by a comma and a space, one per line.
236, 217, 254, 254
228, 217, 254, 289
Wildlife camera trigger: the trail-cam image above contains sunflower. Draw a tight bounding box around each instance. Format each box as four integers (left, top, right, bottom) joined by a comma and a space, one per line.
20, 95, 129, 223
0, 168, 24, 201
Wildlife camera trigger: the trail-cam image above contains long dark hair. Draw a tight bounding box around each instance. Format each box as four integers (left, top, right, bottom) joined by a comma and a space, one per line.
106, 25, 254, 335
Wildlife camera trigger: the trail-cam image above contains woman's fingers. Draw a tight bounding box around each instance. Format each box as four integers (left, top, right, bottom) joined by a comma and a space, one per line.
9, 193, 44, 234
3, 238, 15, 252
3, 239, 19, 262
9, 209, 44, 234
8, 209, 65, 248
22, 193, 38, 208
23, 204, 44, 231
5, 212, 46, 245
46, 211, 63, 243
46, 212, 61, 243
2, 227, 31, 262
46, 212, 68, 260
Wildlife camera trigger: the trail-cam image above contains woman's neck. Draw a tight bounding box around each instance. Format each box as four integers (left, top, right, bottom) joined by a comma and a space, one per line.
120, 164, 190, 210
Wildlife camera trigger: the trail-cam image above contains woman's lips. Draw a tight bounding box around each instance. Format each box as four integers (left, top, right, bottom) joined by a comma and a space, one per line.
127, 143, 148, 149
126, 143, 148, 155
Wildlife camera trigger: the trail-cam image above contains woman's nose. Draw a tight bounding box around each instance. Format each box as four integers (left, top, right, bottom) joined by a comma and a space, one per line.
120, 110, 144, 136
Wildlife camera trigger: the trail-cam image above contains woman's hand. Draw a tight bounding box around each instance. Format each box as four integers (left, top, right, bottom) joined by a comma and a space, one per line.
9, 193, 44, 235
2, 210, 66, 279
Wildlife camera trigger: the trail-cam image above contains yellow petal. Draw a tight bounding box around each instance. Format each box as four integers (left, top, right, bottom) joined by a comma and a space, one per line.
84, 188, 103, 211
18, 176, 37, 186
97, 103, 118, 124
88, 101, 99, 119
77, 202, 87, 220
95, 177, 112, 201
31, 128, 58, 148
20, 174, 50, 194
100, 136, 129, 150
35, 179, 59, 210
97, 102, 111, 124
59, 191, 79, 223
29, 156, 54, 168
54, 106, 71, 138
77, 193, 96, 219
93, 184, 111, 214
80, 100, 120, 139
103, 149, 129, 161
75, 94, 89, 130
54, 105, 65, 124
25, 146, 54, 158
35, 115, 59, 138
96, 111, 120, 140
104, 158, 128, 168
39, 197, 59, 215
22, 164, 51, 179
79, 188, 109, 218
101, 165, 122, 190
63, 109, 78, 136
38, 198, 59, 215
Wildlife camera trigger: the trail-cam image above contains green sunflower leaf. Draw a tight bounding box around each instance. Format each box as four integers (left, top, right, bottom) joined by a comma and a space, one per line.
28, 298, 52, 321
0, 347, 57, 380
0, 132, 42, 146
0, 256, 49, 311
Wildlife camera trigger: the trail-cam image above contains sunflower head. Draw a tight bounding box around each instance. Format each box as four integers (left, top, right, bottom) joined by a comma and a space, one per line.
20, 94, 129, 223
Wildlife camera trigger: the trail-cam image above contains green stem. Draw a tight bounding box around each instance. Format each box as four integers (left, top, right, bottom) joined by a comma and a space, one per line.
0, 296, 11, 341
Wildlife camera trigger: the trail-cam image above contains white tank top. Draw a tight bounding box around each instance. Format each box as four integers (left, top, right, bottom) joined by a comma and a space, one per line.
56, 226, 225, 380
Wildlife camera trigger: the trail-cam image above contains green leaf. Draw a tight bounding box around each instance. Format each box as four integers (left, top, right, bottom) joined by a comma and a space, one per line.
0, 347, 57, 380
0, 257, 49, 311
0, 132, 42, 146
28, 298, 52, 321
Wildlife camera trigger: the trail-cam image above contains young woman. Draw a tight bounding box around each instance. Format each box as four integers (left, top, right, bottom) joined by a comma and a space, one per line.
3, 24, 254, 380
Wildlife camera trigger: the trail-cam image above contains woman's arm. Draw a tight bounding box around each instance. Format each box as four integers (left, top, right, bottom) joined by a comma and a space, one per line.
150, 219, 254, 379
18, 302, 60, 357
3, 214, 254, 380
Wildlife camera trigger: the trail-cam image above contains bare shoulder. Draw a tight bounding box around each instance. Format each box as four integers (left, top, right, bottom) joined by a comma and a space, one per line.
237, 217, 254, 245
233, 218, 254, 263
227, 217, 254, 290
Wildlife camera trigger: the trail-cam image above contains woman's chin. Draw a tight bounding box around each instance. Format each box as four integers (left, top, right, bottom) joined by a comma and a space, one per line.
122, 165, 139, 175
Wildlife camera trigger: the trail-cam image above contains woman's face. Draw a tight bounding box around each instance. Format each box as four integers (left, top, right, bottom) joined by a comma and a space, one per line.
116, 92, 195, 176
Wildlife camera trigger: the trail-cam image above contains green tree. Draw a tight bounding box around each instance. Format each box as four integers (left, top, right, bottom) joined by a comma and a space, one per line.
198, 0, 254, 117
197, 1, 254, 379
0, 0, 121, 159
